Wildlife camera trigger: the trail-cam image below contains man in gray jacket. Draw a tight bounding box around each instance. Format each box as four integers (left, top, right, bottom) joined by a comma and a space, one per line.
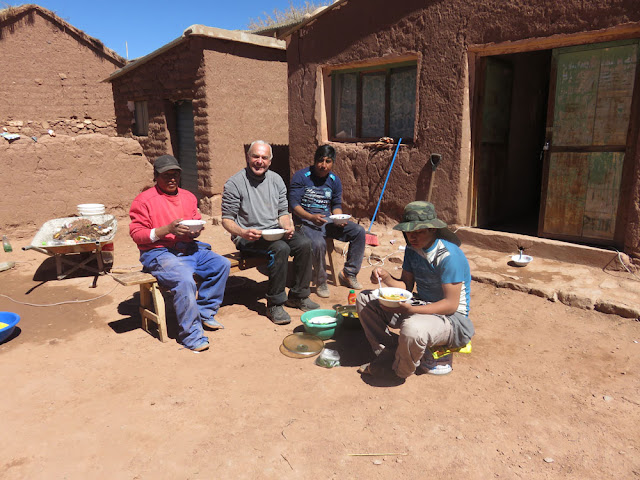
221, 140, 319, 325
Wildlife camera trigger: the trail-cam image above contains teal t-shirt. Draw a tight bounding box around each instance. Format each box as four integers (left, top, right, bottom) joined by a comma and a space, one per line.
402, 238, 471, 316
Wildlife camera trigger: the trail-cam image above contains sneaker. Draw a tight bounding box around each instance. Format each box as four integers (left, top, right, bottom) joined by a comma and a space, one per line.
339, 271, 362, 290
203, 318, 224, 330
419, 353, 453, 375
285, 296, 320, 311
316, 283, 330, 298
266, 305, 291, 325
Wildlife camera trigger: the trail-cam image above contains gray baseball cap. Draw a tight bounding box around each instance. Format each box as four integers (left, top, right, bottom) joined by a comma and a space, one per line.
153, 155, 182, 174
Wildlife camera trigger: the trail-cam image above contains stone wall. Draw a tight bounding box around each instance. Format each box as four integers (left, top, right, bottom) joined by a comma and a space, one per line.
0, 134, 152, 239
0, 7, 123, 135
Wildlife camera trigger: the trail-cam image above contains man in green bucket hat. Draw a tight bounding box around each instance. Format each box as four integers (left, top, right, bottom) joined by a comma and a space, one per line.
356, 201, 474, 380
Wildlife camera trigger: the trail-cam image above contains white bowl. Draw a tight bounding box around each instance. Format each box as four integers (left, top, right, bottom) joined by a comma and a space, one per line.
261, 228, 286, 241
376, 287, 413, 308
180, 219, 206, 233
511, 254, 533, 267
329, 214, 351, 226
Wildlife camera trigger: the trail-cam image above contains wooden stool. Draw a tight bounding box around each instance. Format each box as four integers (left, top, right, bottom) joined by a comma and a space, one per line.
112, 271, 168, 342
112, 252, 267, 343
325, 237, 340, 285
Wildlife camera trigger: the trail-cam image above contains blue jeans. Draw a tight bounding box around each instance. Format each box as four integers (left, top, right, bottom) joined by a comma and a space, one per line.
300, 222, 366, 285
140, 241, 231, 349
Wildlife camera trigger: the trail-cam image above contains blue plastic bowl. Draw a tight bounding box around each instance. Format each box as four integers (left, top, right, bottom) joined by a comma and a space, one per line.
300, 309, 343, 340
0, 312, 21, 343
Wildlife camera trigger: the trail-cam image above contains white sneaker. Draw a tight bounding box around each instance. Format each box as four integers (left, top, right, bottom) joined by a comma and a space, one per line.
419, 354, 453, 375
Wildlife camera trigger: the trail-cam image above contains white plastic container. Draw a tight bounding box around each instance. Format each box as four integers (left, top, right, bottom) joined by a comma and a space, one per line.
78, 203, 105, 216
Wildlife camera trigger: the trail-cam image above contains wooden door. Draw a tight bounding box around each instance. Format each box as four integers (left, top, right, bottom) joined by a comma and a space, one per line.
539, 40, 638, 244
475, 57, 514, 227
175, 100, 200, 200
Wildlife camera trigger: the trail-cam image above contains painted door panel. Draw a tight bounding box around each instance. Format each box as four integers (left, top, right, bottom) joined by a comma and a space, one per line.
539, 40, 638, 243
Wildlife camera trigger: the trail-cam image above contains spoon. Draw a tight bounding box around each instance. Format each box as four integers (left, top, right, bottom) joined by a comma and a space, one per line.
519, 248, 523, 261
377, 275, 383, 296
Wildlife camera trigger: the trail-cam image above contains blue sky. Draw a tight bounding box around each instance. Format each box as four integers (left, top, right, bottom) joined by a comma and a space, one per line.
7, 1, 312, 59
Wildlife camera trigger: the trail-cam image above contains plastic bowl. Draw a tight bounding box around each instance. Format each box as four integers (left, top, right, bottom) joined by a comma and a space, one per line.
180, 219, 206, 233
376, 287, 413, 308
511, 254, 533, 267
300, 309, 343, 340
329, 214, 351, 226
0, 312, 21, 343
261, 229, 286, 241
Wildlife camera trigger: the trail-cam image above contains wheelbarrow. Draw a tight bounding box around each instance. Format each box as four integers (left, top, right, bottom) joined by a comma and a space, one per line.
23, 215, 117, 280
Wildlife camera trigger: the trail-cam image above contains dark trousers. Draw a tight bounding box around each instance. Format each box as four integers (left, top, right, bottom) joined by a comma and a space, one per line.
236, 231, 313, 306
300, 222, 366, 285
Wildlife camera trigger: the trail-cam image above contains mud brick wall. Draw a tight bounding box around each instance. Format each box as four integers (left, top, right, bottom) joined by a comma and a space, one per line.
111, 39, 203, 162
287, 0, 640, 257
202, 41, 288, 214
110, 37, 288, 215
0, 134, 152, 238
0, 7, 123, 135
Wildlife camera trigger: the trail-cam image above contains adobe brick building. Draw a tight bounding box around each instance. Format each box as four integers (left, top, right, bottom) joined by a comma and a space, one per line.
0, 4, 125, 137
107, 26, 289, 215
285, 0, 640, 259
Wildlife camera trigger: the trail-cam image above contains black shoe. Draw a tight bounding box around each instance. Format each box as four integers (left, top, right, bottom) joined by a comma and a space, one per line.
285, 296, 320, 311
266, 305, 291, 325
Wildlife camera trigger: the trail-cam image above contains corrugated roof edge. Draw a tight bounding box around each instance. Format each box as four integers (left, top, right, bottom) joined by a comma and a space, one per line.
104, 24, 285, 83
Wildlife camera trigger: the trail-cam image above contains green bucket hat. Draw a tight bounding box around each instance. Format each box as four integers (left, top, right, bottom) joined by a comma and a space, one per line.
393, 201, 461, 246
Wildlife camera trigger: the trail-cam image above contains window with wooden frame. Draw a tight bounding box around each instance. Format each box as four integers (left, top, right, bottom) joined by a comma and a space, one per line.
331, 61, 417, 141
133, 100, 149, 136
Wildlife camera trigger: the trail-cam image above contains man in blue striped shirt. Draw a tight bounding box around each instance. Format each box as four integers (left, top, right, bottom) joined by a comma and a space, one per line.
289, 145, 366, 298
357, 201, 474, 380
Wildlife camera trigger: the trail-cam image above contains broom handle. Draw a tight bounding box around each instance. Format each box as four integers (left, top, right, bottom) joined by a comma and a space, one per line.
368, 138, 402, 233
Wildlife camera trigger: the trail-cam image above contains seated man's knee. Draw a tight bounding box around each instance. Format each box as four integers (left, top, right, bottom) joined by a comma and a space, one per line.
270, 240, 291, 258
310, 236, 327, 254
400, 321, 423, 343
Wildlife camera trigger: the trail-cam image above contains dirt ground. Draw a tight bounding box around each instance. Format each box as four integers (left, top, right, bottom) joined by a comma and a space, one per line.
1, 216, 639, 479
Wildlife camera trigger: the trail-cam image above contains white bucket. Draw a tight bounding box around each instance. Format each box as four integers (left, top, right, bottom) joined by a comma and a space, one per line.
78, 203, 105, 216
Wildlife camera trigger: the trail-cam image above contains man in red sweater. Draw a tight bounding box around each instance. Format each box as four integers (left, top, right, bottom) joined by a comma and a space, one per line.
129, 155, 230, 352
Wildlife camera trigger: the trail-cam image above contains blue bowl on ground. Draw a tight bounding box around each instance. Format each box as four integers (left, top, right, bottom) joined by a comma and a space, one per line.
0, 312, 21, 343
300, 309, 343, 340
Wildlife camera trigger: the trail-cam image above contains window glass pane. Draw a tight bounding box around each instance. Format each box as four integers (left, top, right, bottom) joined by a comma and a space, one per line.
390, 67, 416, 139
334, 73, 357, 138
361, 72, 386, 138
